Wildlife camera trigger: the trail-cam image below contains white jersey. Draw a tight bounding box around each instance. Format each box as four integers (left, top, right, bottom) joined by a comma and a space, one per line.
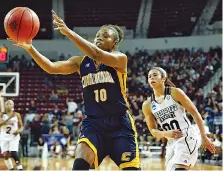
0, 113, 20, 141
150, 87, 191, 133
149, 87, 201, 171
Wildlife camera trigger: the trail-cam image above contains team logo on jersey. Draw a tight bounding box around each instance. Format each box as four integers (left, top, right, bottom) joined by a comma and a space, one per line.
153, 104, 178, 122
85, 63, 90, 67
166, 95, 170, 100
152, 102, 157, 110
82, 71, 115, 88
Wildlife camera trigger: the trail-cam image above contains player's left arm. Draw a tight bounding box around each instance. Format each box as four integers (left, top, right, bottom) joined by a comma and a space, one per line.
52, 11, 127, 69
171, 87, 215, 153
14, 113, 24, 135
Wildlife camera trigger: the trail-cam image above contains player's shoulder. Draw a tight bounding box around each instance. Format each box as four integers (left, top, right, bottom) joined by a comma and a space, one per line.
14, 112, 21, 117
169, 87, 184, 96
112, 51, 127, 57
142, 96, 152, 108
68, 55, 85, 66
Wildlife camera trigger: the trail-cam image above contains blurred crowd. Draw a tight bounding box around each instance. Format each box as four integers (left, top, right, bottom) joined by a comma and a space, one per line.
1, 47, 222, 163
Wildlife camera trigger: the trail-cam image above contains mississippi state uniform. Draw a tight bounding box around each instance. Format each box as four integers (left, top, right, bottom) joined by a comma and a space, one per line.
0, 113, 20, 153
150, 87, 201, 171
77, 56, 140, 169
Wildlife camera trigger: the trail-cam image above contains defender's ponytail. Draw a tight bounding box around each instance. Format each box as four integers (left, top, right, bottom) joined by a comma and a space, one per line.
165, 78, 176, 87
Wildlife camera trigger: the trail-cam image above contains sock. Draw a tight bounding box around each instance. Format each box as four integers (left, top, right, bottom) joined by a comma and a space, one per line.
175, 168, 187, 171
72, 158, 90, 170
4, 158, 14, 169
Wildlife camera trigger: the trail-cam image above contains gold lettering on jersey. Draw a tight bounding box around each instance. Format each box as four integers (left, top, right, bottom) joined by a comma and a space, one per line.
154, 104, 178, 122
82, 71, 115, 88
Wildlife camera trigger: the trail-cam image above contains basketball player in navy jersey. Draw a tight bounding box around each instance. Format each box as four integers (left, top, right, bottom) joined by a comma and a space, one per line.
142, 67, 215, 171
8, 11, 140, 170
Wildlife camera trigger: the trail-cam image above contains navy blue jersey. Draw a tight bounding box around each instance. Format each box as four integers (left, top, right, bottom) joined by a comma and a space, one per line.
80, 56, 129, 117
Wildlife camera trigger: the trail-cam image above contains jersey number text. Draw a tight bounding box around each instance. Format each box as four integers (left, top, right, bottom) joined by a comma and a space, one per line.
6, 126, 11, 134
94, 89, 107, 102
162, 119, 180, 131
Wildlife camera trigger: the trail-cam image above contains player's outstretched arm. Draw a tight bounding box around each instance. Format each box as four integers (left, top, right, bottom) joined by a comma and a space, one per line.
52, 10, 127, 69
171, 87, 215, 154
142, 100, 183, 139
7, 38, 83, 74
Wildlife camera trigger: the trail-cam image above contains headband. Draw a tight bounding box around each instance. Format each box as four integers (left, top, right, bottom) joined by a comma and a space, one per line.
151, 67, 167, 78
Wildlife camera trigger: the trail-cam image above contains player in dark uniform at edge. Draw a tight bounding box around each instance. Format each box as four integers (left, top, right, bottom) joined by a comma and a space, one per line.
8, 10, 141, 170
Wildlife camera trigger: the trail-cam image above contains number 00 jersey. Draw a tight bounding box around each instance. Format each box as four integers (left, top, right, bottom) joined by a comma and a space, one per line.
0, 113, 20, 141
150, 87, 191, 131
80, 56, 129, 117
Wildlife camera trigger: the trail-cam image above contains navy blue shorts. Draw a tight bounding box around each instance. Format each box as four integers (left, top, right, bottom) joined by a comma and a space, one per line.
77, 112, 140, 169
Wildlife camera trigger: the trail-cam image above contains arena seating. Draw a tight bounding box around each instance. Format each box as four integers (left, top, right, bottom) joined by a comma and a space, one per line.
148, 0, 208, 38
11, 68, 82, 114
64, 0, 141, 29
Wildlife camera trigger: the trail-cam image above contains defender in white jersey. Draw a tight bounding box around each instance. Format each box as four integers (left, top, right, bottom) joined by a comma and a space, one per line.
0, 100, 24, 170
142, 67, 215, 171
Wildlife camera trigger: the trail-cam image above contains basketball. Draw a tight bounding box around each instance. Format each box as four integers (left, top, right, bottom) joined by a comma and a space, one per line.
4, 7, 40, 42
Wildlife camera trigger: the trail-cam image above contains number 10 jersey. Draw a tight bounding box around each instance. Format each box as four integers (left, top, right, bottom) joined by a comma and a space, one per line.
80, 56, 129, 117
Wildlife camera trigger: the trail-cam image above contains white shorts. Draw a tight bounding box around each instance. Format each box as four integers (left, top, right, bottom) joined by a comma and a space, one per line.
165, 127, 202, 171
0, 139, 20, 153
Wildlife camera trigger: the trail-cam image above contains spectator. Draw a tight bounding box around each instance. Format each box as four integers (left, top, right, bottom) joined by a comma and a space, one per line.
72, 110, 83, 138
64, 112, 73, 134
66, 98, 78, 114
21, 124, 30, 157
37, 137, 45, 157
30, 114, 41, 145
50, 141, 62, 158
29, 100, 38, 113
49, 90, 59, 103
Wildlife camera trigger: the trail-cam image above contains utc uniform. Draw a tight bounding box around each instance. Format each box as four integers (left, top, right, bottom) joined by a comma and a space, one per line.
78, 56, 140, 169
149, 87, 201, 171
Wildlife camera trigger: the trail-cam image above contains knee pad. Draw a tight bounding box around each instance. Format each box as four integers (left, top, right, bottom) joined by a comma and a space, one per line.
72, 158, 90, 170
10, 151, 20, 164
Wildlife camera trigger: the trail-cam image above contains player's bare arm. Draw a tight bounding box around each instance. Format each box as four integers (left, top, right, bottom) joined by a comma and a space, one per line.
13, 113, 24, 136
142, 99, 183, 139
52, 11, 127, 70
0, 112, 15, 127
7, 38, 84, 74
171, 87, 215, 154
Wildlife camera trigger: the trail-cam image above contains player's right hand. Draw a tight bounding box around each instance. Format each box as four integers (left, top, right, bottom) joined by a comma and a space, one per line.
52, 10, 71, 36
202, 135, 215, 154
163, 130, 183, 139
7, 38, 32, 51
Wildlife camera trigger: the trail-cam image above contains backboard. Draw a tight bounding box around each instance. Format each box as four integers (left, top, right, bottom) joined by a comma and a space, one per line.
0, 72, 19, 97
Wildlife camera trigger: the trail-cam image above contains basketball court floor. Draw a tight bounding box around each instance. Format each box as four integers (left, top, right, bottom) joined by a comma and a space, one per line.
0, 157, 222, 170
